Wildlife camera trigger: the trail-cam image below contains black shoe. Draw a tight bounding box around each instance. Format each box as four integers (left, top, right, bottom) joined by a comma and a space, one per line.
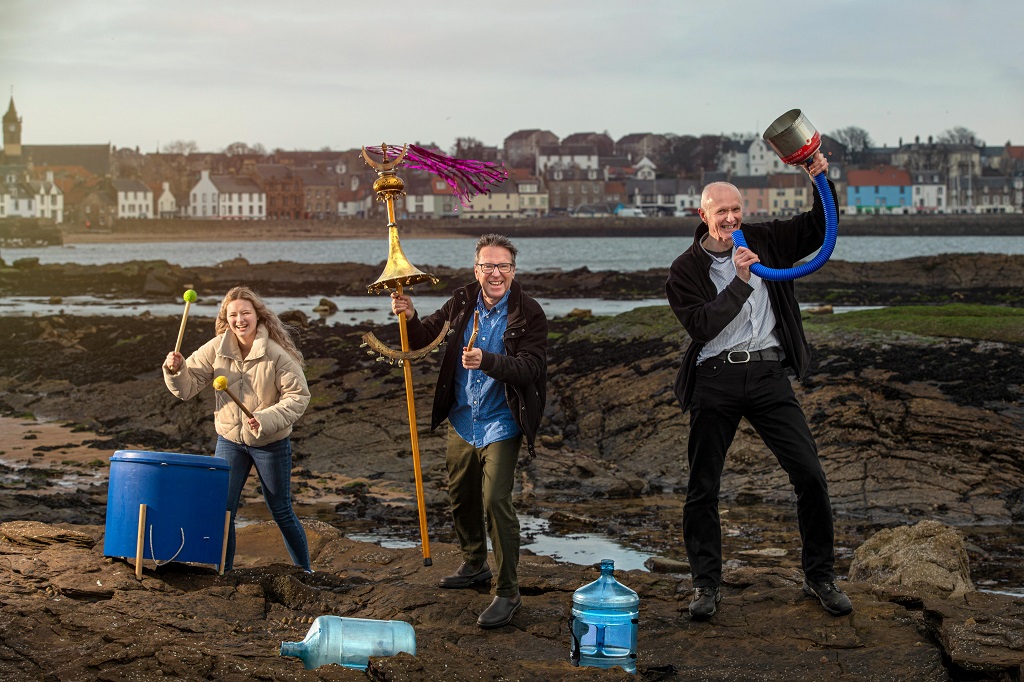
438, 561, 492, 589
689, 586, 721, 620
803, 579, 853, 616
477, 594, 521, 629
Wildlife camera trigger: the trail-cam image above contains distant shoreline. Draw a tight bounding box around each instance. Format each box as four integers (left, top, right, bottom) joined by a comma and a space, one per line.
47, 212, 1024, 245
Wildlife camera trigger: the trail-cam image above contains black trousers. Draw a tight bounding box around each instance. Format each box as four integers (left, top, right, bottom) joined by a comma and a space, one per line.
685, 357, 836, 587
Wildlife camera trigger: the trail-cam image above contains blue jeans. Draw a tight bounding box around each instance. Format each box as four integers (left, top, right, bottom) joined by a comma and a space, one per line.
216, 435, 310, 572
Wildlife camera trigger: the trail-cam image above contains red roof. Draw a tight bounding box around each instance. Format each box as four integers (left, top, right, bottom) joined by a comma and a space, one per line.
847, 166, 912, 186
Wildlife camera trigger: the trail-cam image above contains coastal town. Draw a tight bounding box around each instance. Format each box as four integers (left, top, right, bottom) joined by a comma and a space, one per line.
1, 95, 1022, 230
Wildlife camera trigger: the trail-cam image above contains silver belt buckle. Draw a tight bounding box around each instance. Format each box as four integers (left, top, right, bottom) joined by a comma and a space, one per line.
727, 350, 751, 364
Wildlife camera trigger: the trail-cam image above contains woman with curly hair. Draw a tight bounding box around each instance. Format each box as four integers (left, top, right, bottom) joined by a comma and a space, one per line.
163, 286, 311, 573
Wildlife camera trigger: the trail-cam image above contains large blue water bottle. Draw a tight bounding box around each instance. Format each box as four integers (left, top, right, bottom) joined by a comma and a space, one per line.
569, 559, 639, 673
280, 615, 416, 670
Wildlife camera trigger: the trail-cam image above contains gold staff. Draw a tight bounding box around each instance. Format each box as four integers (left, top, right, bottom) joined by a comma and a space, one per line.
360, 143, 448, 566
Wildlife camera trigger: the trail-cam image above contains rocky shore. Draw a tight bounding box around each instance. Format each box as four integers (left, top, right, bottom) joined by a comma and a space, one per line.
1, 254, 1023, 679
3, 252, 1024, 308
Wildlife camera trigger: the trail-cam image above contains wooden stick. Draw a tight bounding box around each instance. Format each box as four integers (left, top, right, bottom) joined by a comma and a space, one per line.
396, 283, 432, 566
218, 510, 231, 575
135, 503, 147, 580
173, 300, 190, 353
466, 310, 480, 351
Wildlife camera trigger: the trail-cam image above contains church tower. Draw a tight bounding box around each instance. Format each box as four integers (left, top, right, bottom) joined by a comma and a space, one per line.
4, 95, 23, 158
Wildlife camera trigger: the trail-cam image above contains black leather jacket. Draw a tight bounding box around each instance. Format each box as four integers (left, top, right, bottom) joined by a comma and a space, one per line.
406, 280, 548, 456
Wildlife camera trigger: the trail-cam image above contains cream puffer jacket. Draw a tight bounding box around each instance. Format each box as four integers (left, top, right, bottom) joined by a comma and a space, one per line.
164, 325, 310, 447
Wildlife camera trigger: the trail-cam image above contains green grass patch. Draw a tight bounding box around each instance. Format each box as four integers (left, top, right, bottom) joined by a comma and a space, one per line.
564, 304, 685, 345
113, 335, 144, 346
805, 304, 1024, 343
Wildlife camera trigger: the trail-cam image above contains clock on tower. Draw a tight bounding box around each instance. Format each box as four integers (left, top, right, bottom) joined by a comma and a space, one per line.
3, 95, 23, 158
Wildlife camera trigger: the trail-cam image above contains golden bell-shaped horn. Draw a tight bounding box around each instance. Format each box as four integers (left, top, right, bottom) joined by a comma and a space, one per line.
368, 224, 439, 294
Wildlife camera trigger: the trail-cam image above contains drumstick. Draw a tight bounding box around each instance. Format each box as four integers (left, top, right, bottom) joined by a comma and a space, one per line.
174, 289, 198, 354
466, 311, 480, 351
212, 375, 254, 419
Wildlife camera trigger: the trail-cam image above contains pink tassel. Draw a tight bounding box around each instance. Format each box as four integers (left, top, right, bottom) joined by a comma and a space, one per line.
365, 144, 508, 206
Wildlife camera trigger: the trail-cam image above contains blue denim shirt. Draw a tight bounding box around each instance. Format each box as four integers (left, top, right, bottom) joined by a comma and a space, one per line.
449, 290, 521, 447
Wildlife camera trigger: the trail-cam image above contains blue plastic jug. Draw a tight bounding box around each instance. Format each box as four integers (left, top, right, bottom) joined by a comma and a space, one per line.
569, 559, 639, 673
280, 615, 416, 670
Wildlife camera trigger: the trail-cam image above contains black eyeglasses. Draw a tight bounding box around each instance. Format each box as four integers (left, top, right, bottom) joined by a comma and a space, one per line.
476, 263, 515, 274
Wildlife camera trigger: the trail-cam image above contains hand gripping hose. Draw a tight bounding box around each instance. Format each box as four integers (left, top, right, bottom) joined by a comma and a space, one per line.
732, 172, 838, 281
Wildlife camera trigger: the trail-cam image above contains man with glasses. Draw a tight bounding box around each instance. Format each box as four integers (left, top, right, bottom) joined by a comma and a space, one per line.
390, 233, 548, 629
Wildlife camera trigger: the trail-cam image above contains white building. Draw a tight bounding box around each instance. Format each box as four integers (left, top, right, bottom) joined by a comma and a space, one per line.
112, 178, 153, 219
216, 176, 265, 219
674, 180, 701, 216
718, 139, 752, 176
1, 181, 35, 219
156, 181, 179, 218
536, 144, 599, 176
190, 170, 218, 218
189, 170, 266, 219
514, 175, 548, 217
910, 170, 946, 213
29, 170, 64, 224
747, 138, 800, 176
403, 175, 459, 219
458, 177, 518, 219
1, 167, 63, 222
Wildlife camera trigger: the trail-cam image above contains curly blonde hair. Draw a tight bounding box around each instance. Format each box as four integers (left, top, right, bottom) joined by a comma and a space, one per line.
215, 286, 305, 368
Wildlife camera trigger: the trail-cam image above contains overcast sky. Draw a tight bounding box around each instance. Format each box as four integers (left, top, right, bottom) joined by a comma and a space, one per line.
2, 0, 1021, 155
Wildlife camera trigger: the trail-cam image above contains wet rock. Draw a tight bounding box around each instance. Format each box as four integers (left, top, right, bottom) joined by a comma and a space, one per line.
565, 308, 593, 318
279, 309, 309, 327
849, 520, 974, 599
644, 556, 688, 574
143, 269, 177, 296
12, 256, 40, 269
312, 298, 338, 315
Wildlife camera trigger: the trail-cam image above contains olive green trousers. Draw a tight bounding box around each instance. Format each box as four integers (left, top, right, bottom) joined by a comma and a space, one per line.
446, 429, 523, 597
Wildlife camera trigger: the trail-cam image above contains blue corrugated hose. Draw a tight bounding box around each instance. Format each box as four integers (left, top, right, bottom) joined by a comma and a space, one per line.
731, 172, 837, 281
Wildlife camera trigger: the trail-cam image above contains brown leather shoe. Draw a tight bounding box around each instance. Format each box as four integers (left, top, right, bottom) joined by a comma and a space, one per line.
477, 593, 521, 629
438, 561, 492, 589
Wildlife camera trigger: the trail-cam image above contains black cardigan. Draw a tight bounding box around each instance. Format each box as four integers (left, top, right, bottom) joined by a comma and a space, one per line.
666, 178, 837, 411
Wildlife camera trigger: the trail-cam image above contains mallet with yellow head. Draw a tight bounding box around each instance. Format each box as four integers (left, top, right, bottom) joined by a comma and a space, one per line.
212, 375, 255, 420
174, 289, 198, 354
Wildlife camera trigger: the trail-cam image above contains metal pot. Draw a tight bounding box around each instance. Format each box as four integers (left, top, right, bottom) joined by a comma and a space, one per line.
763, 109, 821, 166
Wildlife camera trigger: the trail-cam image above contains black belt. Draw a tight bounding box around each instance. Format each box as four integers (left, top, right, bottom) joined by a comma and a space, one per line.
714, 348, 784, 364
